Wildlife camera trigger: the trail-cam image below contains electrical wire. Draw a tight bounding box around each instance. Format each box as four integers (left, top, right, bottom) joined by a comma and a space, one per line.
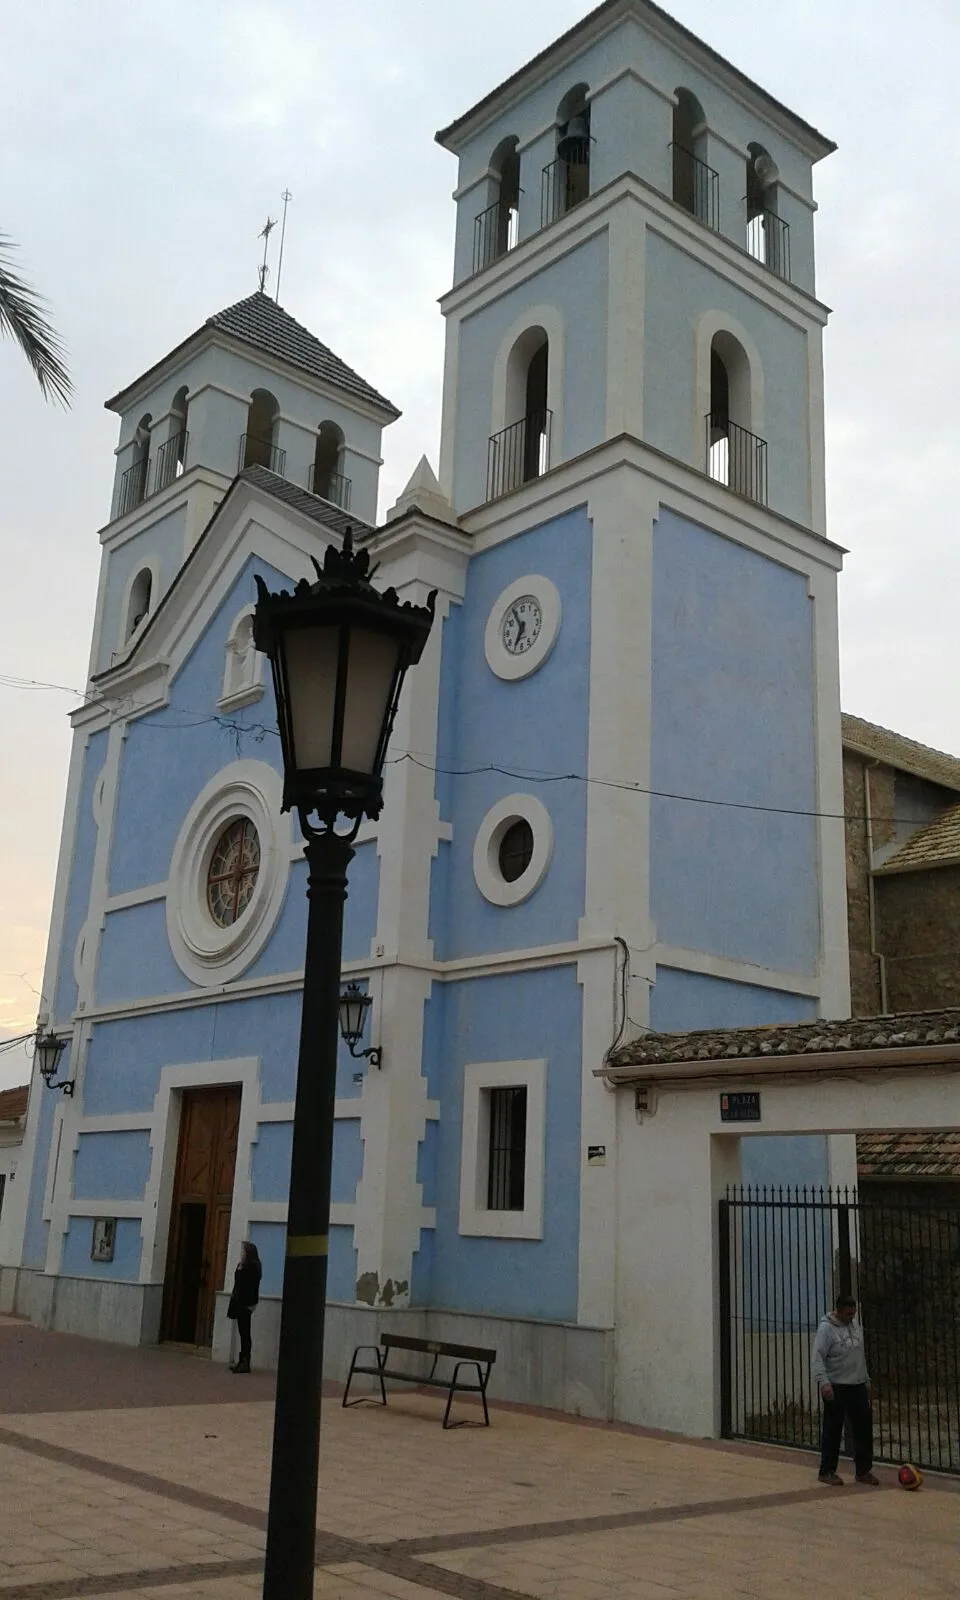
2, 668, 958, 827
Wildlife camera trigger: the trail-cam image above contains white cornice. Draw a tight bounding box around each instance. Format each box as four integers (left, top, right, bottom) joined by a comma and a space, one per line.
459, 434, 845, 573
443, 173, 829, 323
98, 465, 229, 547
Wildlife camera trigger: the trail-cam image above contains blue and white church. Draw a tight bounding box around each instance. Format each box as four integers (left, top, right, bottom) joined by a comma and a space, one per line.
3, 0, 851, 1429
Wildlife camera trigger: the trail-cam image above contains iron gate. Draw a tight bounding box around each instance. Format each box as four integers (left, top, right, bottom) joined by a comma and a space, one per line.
719, 1185, 960, 1474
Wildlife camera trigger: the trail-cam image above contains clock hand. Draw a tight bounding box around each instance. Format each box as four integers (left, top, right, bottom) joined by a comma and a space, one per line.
511, 608, 526, 641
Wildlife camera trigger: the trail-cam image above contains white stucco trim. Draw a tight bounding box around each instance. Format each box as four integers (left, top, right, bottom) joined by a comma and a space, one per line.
117, 557, 160, 656
142, 1056, 260, 1289
217, 604, 265, 712
483, 575, 562, 680
654, 945, 822, 997
473, 794, 554, 908
459, 1059, 546, 1240
490, 303, 566, 461
693, 309, 766, 462
166, 760, 291, 986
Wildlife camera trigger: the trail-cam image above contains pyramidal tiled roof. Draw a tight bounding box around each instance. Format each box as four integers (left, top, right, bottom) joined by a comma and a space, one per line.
842, 713, 960, 794
858, 1130, 960, 1179
206, 293, 399, 416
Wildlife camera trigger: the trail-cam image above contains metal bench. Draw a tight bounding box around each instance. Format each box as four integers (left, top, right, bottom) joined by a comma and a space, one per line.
342, 1332, 496, 1428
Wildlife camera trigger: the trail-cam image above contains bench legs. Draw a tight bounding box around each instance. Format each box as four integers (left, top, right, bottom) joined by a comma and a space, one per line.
443, 1361, 490, 1429
342, 1345, 387, 1410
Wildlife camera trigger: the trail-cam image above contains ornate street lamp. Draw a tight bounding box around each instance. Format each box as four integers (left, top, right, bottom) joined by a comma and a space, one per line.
253, 531, 434, 1600
35, 1029, 73, 1096
338, 982, 381, 1069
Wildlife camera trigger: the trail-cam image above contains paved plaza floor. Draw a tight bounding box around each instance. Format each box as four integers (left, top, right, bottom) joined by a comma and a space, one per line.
0, 1313, 957, 1599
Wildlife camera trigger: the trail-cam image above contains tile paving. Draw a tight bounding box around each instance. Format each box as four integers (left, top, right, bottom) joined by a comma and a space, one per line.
0, 1317, 958, 1598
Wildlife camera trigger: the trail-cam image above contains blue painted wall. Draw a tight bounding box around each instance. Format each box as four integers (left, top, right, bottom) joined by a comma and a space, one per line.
417, 964, 582, 1321
650, 967, 827, 1188
21, 1071, 60, 1270
453, 236, 608, 510
248, 1219, 355, 1301
73, 1131, 152, 1201
650, 509, 819, 974
55, 730, 108, 1024
430, 507, 591, 961
62, 1218, 143, 1281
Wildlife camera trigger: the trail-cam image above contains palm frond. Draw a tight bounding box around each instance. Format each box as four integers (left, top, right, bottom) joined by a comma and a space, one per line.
0, 233, 72, 405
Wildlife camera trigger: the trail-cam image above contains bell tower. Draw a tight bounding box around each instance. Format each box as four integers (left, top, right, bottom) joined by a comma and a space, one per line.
435, 0, 833, 530
88, 292, 399, 680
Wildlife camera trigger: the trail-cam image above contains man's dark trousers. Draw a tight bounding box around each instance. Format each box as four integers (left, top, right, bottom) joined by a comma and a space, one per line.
820, 1383, 873, 1477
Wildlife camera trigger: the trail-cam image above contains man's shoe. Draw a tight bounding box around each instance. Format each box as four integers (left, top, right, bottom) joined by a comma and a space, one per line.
818, 1472, 844, 1485
855, 1472, 879, 1485
230, 1362, 251, 1374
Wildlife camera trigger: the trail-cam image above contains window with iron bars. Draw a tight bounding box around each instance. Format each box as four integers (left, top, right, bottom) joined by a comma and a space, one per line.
486, 1086, 527, 1211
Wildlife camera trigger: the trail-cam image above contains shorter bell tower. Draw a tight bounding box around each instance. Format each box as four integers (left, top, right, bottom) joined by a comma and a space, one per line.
90, 291, 400, 679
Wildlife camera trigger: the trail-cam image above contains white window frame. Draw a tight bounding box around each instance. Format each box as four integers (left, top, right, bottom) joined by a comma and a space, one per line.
459, 1058, 546, 1240
472, 793, 553, 907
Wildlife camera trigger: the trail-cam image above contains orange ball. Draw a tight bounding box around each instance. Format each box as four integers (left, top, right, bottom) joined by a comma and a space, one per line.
898, 1463, 923, 1490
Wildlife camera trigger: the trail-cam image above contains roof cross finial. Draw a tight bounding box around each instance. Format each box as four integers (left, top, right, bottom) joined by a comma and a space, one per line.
257, 215, 277, 293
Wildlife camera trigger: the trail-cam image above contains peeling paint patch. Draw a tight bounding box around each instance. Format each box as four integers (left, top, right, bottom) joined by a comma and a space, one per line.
355, 1271, 379, 1306
379, 1278, 395, 1306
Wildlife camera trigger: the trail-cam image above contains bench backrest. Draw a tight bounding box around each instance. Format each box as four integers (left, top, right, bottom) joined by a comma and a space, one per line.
381, 1332, 496, 1364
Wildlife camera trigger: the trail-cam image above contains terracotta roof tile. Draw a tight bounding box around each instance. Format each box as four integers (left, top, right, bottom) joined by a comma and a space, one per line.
841, 713, 960, 793
0, 1084, 28, 1122
857, 1130, 960, 1178
874, 801, 960, 874
608, 1009, 960, 1070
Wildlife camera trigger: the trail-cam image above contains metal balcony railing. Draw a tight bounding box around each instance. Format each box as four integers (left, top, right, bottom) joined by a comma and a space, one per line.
671, 144, 720, 232
308, 464, 352, 510
541, 146, 590, 229
473, 199, 519, 274
118, 457, 150, 518
239, 434, 286, 477
154, 429, 189, 493
746, 207, 791, 281
486, 409, 552, 501
706, 413, 768, 506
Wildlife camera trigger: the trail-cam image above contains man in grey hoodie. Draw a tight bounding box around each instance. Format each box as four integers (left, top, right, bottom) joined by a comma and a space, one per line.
811, 1291, 878, 1486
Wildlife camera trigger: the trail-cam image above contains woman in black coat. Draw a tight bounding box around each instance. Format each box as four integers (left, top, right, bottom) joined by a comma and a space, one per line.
227, 1241, 262, 1373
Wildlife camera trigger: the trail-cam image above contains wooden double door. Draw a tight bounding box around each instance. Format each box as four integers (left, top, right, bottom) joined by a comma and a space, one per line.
160, 1086, 241, 1348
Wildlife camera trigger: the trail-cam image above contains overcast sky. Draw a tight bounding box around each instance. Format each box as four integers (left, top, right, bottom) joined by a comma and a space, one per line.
1, 0, 958, 1086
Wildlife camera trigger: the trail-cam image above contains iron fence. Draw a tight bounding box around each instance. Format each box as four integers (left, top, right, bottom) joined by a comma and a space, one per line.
705, 413, 768, 505
720, 1185, 960, 1474
238, 434, 286, 477
118, 457, 150, 517
308, 464, 352, 510
746, 206, 791, 281
473, 199, 518, 274
541, 149, 590, 229
154, 429, 189, 493
670, 144, 720, 232
486, 409, 552, 501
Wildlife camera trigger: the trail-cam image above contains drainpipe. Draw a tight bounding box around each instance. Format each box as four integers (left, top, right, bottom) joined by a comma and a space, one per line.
863, 761, 889, 1013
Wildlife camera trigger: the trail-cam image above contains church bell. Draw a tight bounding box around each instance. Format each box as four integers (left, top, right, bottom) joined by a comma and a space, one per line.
557, 113, 590, 160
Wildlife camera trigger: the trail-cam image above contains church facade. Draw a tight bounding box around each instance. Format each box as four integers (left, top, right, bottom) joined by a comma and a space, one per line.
3, 0, 849, 1427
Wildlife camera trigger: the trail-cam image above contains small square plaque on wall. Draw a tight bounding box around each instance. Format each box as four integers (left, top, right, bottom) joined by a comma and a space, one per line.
91, 1218, 117, 1263
720, 1092, 761, 1123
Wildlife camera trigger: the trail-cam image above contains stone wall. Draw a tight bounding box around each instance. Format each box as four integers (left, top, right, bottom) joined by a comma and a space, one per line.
875, 863, 960, 1011
843, 750, 885, 1016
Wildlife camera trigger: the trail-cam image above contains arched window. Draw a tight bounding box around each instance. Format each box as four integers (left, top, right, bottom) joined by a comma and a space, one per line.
745, 144, 788, 278
120, 414, 152, 516
156, 386, 189, 492
488, 327, 551, 498
311, 421, 350, 509
219, 608, 263, 708
672, 90, 716, 227
543, 84, 590, 226
126, 567, 153, 640
241, 389, 284, 476
707, 332, 765, 502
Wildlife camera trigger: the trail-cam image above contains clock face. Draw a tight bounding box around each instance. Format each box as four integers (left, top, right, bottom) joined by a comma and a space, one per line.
500, 595, 543, 656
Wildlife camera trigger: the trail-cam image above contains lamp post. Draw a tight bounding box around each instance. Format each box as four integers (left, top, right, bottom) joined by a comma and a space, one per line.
253, 531, 434, 1600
